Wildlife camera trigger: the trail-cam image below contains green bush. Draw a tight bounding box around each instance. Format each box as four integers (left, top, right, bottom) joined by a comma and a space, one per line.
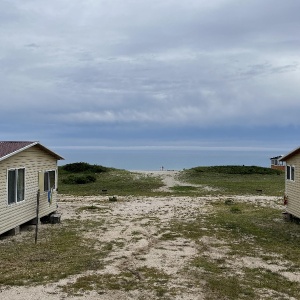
62, 174, 97, 185
61, 162, 108, 173
190, 165, 282, 175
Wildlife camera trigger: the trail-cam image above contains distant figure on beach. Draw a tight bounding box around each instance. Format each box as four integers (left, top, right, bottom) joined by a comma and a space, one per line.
161, 166, 164, 171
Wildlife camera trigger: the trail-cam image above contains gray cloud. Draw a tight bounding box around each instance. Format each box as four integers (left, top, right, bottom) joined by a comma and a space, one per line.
0, 0, 300, 148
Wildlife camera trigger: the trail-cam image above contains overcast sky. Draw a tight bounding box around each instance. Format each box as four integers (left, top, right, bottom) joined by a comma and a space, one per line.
1, 0, 300, 154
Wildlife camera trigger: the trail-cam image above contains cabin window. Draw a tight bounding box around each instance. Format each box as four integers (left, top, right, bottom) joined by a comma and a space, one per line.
286, 165, 295, 181
44, 170, 56, 191
7, 168, 25, 205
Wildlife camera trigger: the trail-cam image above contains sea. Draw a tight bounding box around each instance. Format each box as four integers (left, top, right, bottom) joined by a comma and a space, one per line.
55, 147, 284, 171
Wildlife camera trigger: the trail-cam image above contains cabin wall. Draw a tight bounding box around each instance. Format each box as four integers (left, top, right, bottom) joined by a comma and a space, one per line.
0, 146, 58, 235
271, 165, 285, 171
285, 154, 300, 219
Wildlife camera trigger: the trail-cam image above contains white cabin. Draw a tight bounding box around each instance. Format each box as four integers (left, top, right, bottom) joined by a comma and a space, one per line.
0, 141, 63, 235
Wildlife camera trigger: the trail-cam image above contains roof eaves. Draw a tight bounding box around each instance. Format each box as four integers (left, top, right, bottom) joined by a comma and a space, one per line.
280, 146, 300, 161
36, 144, 64, 160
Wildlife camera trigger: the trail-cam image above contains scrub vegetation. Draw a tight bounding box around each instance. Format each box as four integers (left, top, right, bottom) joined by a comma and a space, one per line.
179, 165, 284, 196
0, 220, 109, 286
58, 164, 284, 197
58, 163, 164, 196
167, 201, 300, 299
1, 163, 296, 299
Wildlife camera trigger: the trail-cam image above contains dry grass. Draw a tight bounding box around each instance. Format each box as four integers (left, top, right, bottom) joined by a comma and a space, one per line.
0, 168, 298, 300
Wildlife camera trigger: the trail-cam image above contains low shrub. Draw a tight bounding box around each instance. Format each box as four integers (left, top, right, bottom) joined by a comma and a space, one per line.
108, 196, 118, 202
62, 174, 97, 185
61, 162, 108, 173
190, 165, 282, 175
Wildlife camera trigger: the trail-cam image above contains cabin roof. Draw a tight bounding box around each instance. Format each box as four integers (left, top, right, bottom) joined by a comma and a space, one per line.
270, 155, 283, 160
280, 146, 300, 162
0, 141, 64, 162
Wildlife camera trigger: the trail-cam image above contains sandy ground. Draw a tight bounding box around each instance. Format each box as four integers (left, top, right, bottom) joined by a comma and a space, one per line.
1, 171, 298, 300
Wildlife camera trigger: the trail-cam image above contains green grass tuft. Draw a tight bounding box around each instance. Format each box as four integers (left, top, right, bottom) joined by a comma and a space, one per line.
0, 222, 110, 286
179, 165, 284, 196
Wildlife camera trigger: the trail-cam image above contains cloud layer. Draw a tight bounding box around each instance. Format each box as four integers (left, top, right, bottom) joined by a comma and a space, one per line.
1, 0, 300, 149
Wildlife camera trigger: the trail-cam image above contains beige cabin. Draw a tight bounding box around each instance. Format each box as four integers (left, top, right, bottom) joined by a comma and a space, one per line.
280, 147, 300, 219
0, 141, 63, 235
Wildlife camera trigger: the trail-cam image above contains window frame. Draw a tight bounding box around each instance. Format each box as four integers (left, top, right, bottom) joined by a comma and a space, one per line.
286, 165, 295, 181
7, 167, 26, 205
44, 169, 57, 192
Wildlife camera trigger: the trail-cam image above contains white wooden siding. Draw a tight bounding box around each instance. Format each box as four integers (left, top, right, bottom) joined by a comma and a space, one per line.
285, 153, 300, 218
0, 146, 59, 235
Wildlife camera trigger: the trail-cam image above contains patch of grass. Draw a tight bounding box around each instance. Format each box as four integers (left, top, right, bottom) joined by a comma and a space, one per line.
179, 166, 284, 196
170, 202, 300, 299
170, 185, 198, 192
243, 268, 300, 298
108, 196, 118, 202
189, 256, 300, 299
75, 205, 110, 214
67, 219, 106, 231
207, 202, 300, 261
131, 230, 142, 236
58, 169, 164, 196
159, 231, 182, 241
206, 275, 254, 299
189, 256, 255, 299
190, 165, 283, 175
214, 203, 297, 258
230, 206, 241, 213
62, 174, 97, 185
191, 256, 225, 273
0, 224, 110, 286
63, 266, 170, 297
58, 163, 284, 197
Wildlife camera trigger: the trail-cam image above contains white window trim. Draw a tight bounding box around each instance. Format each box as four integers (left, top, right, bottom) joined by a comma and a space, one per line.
286, 165, 295, 181
7, 167, 26, 205
44, 169, 57, 192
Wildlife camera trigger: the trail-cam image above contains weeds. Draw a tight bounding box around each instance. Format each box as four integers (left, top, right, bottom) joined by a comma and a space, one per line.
1, 165, 295, 298
0, 224, 109, 286
58, 169, 164, 196
179, 167, 284, 196
58, 164, 284, 196
166, 201, 300, 299
62, 266, 170, 297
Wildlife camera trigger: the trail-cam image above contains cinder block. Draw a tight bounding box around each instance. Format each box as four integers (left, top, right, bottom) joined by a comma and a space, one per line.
8, 226, 20, 236
50, 213, 61, 224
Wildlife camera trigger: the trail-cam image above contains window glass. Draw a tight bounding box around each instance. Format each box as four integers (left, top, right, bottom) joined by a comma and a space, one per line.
286, 165, 295, 181
8, 168, 25, 204
291, 166, 295, 181
8, 170, 16, 204
17, 168, 25, 202
287, 166, 291, 180
44, 170, 56, 191
49, 171, 56, 189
